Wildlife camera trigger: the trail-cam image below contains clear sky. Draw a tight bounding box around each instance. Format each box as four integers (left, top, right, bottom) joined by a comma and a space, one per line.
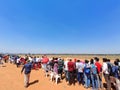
0, 0, 120, 54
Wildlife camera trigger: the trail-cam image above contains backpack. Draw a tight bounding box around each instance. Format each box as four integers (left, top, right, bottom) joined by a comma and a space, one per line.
58, 60, 64, 70
58, 60, 64, 66
118, 66, 120, 76
84, 65, 90, 74
107, 63, 113, 76
91, 64, 97, 75
111, 66, 116, 76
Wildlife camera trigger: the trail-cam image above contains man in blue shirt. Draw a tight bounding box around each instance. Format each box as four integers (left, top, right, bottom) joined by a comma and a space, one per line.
21, 60, 33, 88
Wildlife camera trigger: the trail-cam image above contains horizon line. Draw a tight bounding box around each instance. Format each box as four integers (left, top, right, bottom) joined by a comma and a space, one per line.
0, 53, 120, 55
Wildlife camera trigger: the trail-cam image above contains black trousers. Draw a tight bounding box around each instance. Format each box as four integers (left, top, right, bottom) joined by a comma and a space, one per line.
68, 71, 75, 85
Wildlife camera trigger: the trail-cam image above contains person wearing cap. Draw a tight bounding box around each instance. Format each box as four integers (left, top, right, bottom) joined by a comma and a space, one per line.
21, 60, 33, 88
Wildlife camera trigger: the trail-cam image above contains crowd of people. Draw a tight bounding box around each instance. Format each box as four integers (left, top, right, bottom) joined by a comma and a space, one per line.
0, 54, 120, 90
43, 57, 120, 90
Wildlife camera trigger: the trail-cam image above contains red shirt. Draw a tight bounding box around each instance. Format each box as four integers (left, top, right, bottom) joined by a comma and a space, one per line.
95, 62, 102, 73
68, 61, 75, 72
42, 57, 49, 64
74, 58, 77, 62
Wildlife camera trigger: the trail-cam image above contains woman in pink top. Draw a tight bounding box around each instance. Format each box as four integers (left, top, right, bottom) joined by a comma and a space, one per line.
53, 62, 58, 74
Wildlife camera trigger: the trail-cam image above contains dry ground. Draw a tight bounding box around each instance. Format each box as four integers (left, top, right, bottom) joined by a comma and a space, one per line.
1, 55, 119, 90
0, 63, 91, 90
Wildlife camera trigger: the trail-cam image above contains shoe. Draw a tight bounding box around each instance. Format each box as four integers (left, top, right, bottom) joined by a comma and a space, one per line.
24, 83, 29, 88
67, 83, 71, 86
24, 85, 28, 88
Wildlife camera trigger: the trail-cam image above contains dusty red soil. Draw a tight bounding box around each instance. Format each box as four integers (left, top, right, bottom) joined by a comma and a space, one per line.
0, 63, 91, 90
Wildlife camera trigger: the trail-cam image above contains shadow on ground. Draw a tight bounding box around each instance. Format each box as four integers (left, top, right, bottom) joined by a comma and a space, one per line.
28, 80, 39, 87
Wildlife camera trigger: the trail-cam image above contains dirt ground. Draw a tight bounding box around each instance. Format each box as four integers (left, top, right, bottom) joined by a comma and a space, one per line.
0, 63, 91, 90
1, 54, 118, 90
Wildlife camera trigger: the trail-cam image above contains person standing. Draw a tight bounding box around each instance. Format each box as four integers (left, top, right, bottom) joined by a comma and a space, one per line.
16, 57, 20, 68
21, 60, 33, 88
58, 59, 64, 79
95, 57, 103, 89
76, 60, 84, 85
90, 59, 98, 90
67, 59, 76, 85
103, 58, 111, 90
112, 61, 120, 90
41, 55, 49, 72
64, 59, 69, 82
84, 60, 91, 89
0, 55, 4, 67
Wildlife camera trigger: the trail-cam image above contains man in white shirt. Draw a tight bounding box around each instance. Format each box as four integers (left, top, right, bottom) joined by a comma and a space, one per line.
29, 56, 33, 63
64, 59, 69, 82
116, 59, 120, 66
16, 57, 20, 68
0, 56, 3, 67
36, 57, 40, 63
76, 60, 84, 85
102, 58, 111, 90
36, 56, 41, 68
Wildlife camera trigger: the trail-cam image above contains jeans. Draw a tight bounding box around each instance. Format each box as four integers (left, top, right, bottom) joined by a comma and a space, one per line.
77, 72, 84, 85
68, 71, 75, 85
65, 70, 69, 81
97, 73, 103, 88
42, 64, 47, 71
84, 73, 91, 88
91, 74, 98, 89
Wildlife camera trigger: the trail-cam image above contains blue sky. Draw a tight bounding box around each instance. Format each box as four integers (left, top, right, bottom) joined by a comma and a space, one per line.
0, 0, 120, 54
